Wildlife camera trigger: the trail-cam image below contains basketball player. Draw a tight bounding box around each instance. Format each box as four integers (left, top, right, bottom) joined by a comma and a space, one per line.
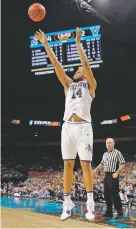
35, 28, 97, 221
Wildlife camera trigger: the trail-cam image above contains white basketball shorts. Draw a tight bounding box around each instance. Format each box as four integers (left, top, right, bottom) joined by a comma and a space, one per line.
61, 122, 93, 161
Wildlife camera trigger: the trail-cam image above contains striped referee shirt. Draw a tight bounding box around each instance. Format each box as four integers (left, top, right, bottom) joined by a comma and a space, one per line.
101, 149, 125, 172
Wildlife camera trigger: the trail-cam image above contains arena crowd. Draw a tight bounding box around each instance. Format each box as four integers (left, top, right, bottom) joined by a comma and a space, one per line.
1, 161, 136, 204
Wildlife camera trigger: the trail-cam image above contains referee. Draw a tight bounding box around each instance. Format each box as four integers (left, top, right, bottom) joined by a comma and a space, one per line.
94, 138, 125, 219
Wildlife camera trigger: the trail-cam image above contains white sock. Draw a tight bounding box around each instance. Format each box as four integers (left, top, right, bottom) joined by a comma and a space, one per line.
64, 194, 71, 202
87, 192, 94, 202
87, 192, 94, 212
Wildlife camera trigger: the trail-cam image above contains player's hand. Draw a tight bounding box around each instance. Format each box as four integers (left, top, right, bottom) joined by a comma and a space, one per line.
35, 29, 47, 44
76, 27, 82, 44
112, 172, 118, 179
93, 169, 97, 175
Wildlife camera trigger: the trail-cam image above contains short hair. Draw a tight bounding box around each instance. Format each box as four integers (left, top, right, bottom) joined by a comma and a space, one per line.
106, 138, 115, 144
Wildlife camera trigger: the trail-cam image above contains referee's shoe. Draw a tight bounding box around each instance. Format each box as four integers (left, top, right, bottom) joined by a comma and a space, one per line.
102, 211, 113, 218
114, 212, 123, 219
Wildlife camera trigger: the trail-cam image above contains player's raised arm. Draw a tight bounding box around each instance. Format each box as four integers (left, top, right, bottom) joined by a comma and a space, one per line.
76, 27, 97, 96
35, 30, 72, 87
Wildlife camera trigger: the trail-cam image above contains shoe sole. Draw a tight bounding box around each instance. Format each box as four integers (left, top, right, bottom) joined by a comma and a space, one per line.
86, 218, 95, 221
61, 215, 70, 221
114, 216, 123, 220
61, 204, 75, 221
85, 215, 95, 221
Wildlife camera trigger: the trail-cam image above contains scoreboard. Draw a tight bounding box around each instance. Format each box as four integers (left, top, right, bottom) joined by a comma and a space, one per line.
29, 25, 103, 76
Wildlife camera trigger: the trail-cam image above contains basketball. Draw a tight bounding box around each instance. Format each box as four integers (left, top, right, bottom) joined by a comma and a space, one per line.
28, 3, 46, 22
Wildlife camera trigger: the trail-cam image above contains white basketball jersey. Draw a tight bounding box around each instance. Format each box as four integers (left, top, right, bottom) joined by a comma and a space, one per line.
63, 80, 94, 123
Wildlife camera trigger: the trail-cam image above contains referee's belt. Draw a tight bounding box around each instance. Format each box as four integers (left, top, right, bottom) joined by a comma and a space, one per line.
68, 114, 87, 122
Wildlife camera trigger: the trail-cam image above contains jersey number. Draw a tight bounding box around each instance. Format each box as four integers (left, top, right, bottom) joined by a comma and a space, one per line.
72, 88, 82, 99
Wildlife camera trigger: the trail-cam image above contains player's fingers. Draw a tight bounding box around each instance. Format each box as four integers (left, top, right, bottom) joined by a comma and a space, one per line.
76, 27, 79, 32
78, 28, 81, 33
35, 34, 39, 38
35, 31, 40, 35
39, 29, 43, 33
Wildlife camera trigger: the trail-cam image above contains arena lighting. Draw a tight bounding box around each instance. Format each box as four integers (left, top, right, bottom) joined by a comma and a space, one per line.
101, 119, 117, 125
11, 119, 20, 125
35, 132, 38, 137
120, 115, 131, 122
28, 120, 61, 127
29, 120, 93, 126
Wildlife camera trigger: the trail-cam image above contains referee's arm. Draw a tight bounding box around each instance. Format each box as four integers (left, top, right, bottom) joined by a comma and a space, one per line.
113, 151, 125, 178
116, 151, 125, 175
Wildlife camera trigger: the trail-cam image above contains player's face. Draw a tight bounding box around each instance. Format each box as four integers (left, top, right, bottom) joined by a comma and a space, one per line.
106, 139, 115, 152
73, 69, 84, 82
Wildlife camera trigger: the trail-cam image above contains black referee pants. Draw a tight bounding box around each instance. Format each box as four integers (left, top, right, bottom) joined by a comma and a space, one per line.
104, 172, 123, 214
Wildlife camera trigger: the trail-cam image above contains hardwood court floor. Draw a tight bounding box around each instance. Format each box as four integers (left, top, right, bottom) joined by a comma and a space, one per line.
1, 208, 112, 228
